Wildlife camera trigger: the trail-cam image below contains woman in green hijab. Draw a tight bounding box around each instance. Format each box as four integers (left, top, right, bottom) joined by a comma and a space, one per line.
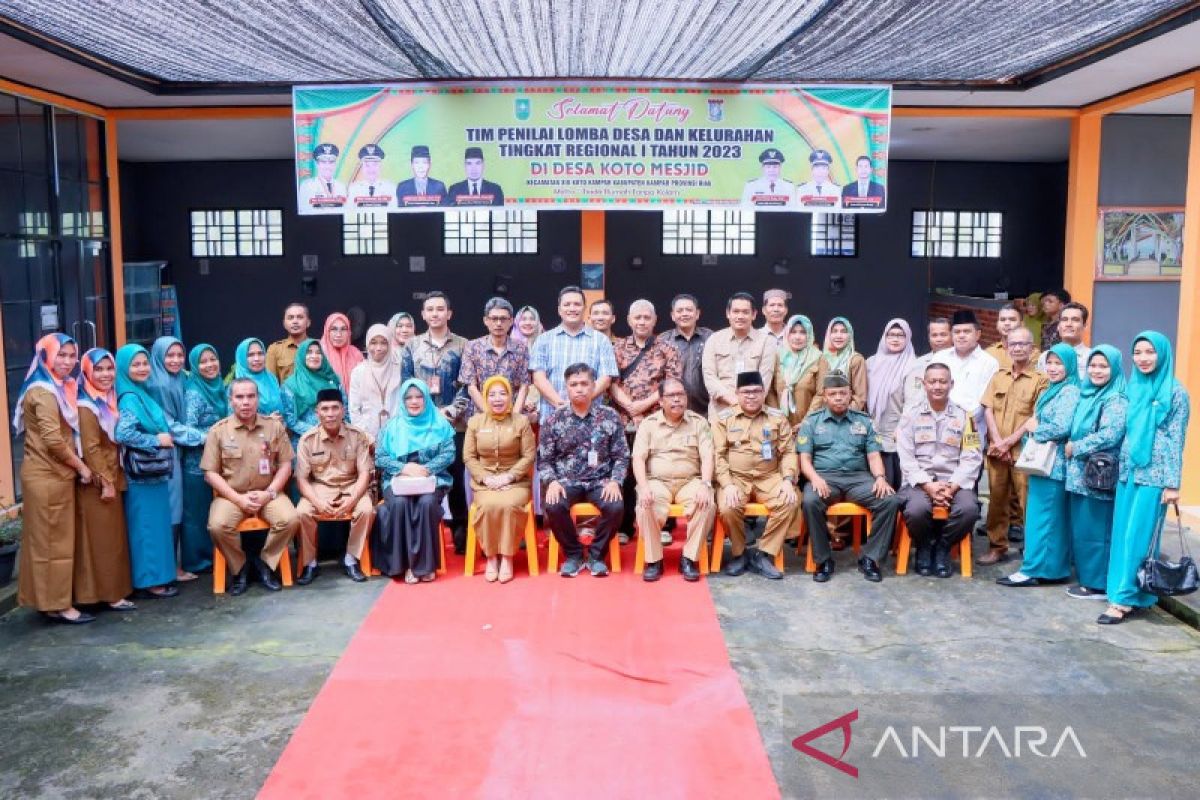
180, 344, 228, 575
281, 338, 345, 449
774, 314, 822, 425
803, 316, 867, 414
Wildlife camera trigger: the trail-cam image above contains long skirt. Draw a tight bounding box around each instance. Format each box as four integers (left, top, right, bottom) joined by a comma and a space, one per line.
1019, 475, 1072, 580
167, 449, 183, 525
373, 486, 445, 578
74, 484, 133, 604
181, 469, 214, 573
125, 480, 176, 589
1106, 477, 1166, 608
474, 485, 531, 557
17, 471, 76, 612
1068, 492, 1114, 592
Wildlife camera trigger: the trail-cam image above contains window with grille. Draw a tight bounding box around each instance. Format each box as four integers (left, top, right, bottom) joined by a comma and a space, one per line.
911, 210, 1002, 258
662, 210, 755, 255
343, 212, 389, 255
443, 210, 538, 255
810, 213, 857, 257
190, 209, 283, 257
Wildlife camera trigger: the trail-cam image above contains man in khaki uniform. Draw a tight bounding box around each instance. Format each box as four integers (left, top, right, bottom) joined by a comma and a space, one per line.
202, 378, 299, 596
294, 388, 376, 585
979, 327, 1048, 565
632, 378, 716, 583
266, 302, 311, 382
701, 292, 777, 420
985, 303, 1041, 371
713, 371, 798, 580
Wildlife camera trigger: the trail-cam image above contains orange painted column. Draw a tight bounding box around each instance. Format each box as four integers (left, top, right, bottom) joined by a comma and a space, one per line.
580, 210, 605, 307
1061, 112, 1102, 337
1174, 80, 1200, 503
105, 115, 127, 347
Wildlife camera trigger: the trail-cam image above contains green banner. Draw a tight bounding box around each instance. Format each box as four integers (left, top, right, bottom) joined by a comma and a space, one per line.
293, 83, 891, 214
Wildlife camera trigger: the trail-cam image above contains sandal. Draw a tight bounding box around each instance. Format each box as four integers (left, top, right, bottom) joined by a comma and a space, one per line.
419, 572, 436, 583
1097, 604, 1137, 625
175, 571, 199, 582
108, 599, 137, 611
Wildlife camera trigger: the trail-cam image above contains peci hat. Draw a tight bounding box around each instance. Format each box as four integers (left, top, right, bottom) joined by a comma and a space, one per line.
951, 309, 979, 327
313, 142, 340, 161
464, 146, 485, 160
316, 388, 343, 404
736, 371, 764, 389
410, 144, 431, 159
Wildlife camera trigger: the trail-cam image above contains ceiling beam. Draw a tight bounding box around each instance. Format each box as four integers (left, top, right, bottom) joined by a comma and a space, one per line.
0, 76, 107, 116
110, 106, 291, 121
1082, 67, 1200, 116
893, 106, 1078, 118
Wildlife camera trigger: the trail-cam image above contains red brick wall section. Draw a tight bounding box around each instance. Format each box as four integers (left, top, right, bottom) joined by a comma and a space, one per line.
927, 301, 1002, 348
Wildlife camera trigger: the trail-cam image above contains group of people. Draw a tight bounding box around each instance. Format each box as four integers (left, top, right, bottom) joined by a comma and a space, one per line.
13, 285, 1188, 628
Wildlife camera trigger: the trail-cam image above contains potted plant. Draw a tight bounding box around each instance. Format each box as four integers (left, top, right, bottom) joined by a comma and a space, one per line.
0, 508, 20, 588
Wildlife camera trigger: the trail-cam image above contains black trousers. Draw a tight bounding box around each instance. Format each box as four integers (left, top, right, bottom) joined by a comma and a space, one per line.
544, 484, 623, 561
899, 487, 979, 550
448, 430, 468, 545
801, 471, 900, 564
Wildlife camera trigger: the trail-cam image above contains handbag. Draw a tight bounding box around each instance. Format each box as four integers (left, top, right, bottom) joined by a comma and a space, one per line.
121, 445, 174, 480
1081, 407, 1118, 493
1014, 437, 1056, 477
390, 475, 436, 496
1136, 503, 1199, 597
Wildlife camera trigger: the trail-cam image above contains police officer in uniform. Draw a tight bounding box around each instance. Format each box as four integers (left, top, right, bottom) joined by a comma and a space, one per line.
798, 371, 899, 583
741, 148, 796, 208
795, 149, 842, 210
895, 362, 982, 577
713, 371, 798, 579
348, 143, 396, 208
298, 143, 347, 210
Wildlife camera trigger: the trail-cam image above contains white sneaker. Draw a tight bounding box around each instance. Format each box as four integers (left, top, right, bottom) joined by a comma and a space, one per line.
660, 530, 674, 546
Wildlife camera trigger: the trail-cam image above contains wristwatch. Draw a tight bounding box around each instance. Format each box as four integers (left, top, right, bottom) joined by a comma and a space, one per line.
267, 487, 278, 500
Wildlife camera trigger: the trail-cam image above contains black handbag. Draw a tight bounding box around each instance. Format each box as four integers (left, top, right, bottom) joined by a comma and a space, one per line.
1136, 503, 1199, 597
1083, 452, 1118, 493
122, 445, 174, 480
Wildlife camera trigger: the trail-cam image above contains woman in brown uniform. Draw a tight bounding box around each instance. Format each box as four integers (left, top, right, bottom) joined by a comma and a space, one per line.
803, 316, 867, 414
75, 348, 135, 610
12, 333, 95, 624
463, 376, 535, 583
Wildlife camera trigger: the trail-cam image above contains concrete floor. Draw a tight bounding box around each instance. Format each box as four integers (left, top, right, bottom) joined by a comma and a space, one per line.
1, 536, 1199, 799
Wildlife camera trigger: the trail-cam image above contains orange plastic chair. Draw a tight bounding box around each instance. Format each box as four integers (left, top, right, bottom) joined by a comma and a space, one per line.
795, 502, 871, 572
710, 503, 786, 573
547, 503, 622, 573
464, 502, 539, 577
313, 511, 374, 578
634, 502, 710, 576
894, 505, 972, 577
212, 516, 295, 594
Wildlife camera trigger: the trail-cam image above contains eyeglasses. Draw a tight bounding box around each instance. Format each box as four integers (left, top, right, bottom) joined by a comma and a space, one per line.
486, 316, 512, 323
661, 391, 687, 399
1007, 342, 1033, 348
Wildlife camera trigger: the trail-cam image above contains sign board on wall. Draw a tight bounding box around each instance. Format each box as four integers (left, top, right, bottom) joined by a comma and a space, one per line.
293, 83, 891, 215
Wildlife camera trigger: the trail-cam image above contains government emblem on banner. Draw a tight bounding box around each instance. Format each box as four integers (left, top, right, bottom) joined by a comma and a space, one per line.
707, 99, 724, 122
515, 98, 531, 120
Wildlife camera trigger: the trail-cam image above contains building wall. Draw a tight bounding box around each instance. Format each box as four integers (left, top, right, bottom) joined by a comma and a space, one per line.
119, 158, 1066, 355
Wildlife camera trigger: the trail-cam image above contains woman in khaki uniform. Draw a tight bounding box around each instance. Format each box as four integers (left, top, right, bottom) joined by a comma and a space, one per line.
13, 333, 95, 624
803, 316, 867, 414
774, 314, 822, 425
75, 348, 135, 610
463, 376, 535, 583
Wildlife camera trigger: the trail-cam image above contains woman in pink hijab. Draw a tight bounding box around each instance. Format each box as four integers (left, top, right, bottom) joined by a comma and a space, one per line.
320, 312, 364, 390
866, 318, 915, 488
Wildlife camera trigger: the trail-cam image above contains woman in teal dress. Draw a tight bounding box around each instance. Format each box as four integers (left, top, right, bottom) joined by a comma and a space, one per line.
998, 343, 1081, 587
281, 338, 345, 450
1099, 331, 1190, 625
114, 344, 203, 598
181, 343, 228, 574
1063, 345, 1128, 599
233, 337, 282, 417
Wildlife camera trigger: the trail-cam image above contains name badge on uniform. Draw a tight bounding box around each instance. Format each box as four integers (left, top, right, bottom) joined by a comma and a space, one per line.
587, 450, 598, 467
760, 431, 773, 461
914, 426, 936, 444
259, 457, 271, 476
851, 423, 867, 435
428, 374, 441, 395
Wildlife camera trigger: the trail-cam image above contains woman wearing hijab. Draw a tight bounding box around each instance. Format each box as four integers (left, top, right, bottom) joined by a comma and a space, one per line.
182, 344, 228, 575
374, 379, 456, 583
999, 343, 1081, 587
320, 311, 364, 390
1063, 345, 1128, 599
13, 333, 94, 623
115, 344, 202, 599
804, 316, 867, 414
511, 305, 545, 423
1099, 332, 1190, 625
349, 323, 401, 438
866, 319, 915, 488
234, 337, 283, 417
774, 314, 822, 426
282, 338, 345, 449
75, 348, 135, 611
145, 336, 200, 581
387, 312, 416, 362
463, 376, 536, 583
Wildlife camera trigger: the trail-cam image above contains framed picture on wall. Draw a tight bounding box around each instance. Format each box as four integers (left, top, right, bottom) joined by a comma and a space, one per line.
1096, 207, 1184, 280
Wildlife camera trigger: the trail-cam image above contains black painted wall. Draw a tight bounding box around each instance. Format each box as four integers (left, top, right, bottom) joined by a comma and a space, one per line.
120, 158, 1065, 356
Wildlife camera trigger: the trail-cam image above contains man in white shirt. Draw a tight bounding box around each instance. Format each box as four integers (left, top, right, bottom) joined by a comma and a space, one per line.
1036, 302, 1090, 379
795, 149, 842, 210
347, 143, 396, 209
741, 149, 796, 208
931, 310, 999, 438
298, 142, 346, 211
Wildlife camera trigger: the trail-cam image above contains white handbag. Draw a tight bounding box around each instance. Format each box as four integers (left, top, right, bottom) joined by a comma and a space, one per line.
1014, 438, 1057, 477
390, 475, 436, 496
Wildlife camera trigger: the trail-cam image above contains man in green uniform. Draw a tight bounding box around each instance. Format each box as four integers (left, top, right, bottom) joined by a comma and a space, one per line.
798, 371, 899, 583
712, 371, 798, 580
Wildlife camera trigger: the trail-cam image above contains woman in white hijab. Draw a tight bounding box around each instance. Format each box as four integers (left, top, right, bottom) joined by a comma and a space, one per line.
348, 323, 402, 439
866, 318, 915, 488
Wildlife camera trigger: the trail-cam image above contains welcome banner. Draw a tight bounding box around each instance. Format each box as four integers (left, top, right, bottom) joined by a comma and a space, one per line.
293, 83, 891, 215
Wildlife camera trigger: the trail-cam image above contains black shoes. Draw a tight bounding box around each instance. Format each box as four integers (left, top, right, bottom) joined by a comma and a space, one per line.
857, 557, 883, 583
933, 545, 953, 578
747, 549, 783, 580
452, 526, 467, 556
813, 558, 835, 583
915, 545, 934, 576
254, 557, 282, 591
344, 561, 367, 582
996, 573, 1040, 587
680, 557, 701, 582
44, 610, 96, 625
723, 553, 747, 577
643, 560, 663, 582
230, 565, 250, 596
296, 564, 320, 586
138, 585, 179, 599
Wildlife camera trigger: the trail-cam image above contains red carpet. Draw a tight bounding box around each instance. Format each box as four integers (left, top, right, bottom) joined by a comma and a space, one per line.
258, 546, 780, 799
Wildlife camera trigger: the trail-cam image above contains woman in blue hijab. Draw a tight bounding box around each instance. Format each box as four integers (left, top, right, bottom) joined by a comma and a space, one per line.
998, 343, 1081, 587
1100, 332, 1190, 624
180, 343, 228, 575
233, 337, 282, 416
1062, 345, 1128, 598
373, 379, 456, 584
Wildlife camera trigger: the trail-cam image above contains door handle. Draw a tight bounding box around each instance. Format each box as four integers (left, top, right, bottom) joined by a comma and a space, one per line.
84, 320, 97, 351
71, 320, 82, 343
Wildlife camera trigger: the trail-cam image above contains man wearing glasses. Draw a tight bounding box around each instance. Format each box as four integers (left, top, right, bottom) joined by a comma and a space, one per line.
459, 297, 530, 418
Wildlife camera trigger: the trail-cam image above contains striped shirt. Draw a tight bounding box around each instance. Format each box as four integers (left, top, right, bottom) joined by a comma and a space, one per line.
529, 324, 618, 422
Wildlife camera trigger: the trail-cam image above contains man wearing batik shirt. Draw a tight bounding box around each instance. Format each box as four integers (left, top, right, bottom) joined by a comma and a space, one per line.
538, 363, 629, 579
459, 297, 529, 418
